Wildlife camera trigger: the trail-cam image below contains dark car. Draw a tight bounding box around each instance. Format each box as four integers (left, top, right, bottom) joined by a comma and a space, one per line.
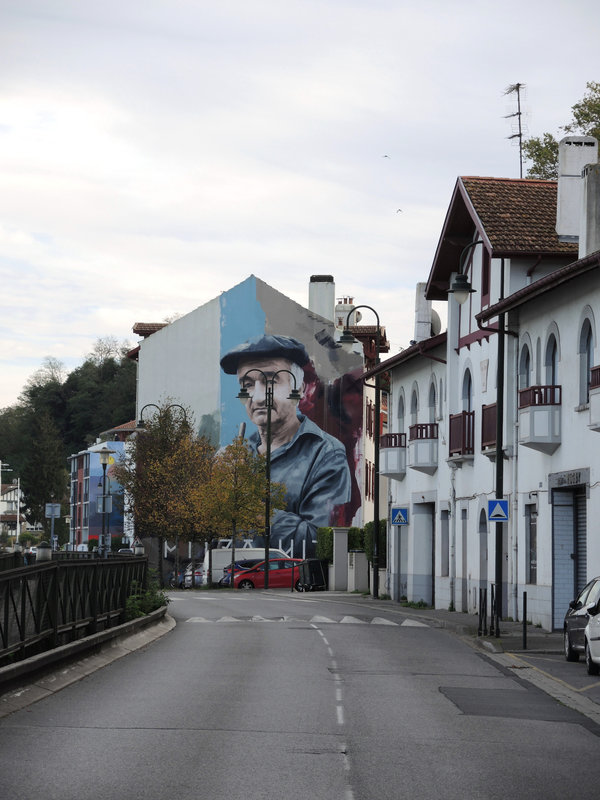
219, 558, 264, 586
563, 576, 600, 661
233, 558, 304, 591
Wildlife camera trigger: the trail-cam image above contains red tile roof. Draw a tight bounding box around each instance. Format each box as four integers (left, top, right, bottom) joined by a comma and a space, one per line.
460, 177, 578, 256
132, 322, 168, 338
426, 177, 578, 300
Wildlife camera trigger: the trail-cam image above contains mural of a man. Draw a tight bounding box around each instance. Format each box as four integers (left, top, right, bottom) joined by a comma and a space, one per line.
220, 334, 351, 558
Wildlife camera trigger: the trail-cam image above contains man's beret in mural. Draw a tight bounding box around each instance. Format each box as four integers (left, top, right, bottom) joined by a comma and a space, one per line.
220, 334, 310, 374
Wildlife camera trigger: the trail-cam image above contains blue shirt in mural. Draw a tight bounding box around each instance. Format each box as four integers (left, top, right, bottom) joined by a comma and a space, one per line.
248, 414, 351, 558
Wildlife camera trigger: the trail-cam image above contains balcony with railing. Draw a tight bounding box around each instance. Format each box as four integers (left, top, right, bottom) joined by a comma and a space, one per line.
408, 423, 438, 474
589, 365, 600, 432
448, 411, 474, 463
518, 384, 561, 454
481, 402, 497, 452
380, 433, 407, 479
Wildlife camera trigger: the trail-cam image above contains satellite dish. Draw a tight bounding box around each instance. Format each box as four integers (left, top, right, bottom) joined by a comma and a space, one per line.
430, 310, 442, 336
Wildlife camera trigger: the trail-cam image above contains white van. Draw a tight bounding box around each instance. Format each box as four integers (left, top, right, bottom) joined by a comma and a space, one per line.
204, 546, 287, 585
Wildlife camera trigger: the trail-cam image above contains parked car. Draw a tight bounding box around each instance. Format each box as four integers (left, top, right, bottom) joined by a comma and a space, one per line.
563, 576, 600, 661
219, 558, 266, 586
184, 562, 206, 588
584, 611, 600, 675
169, 564, 188, 589
232, 558, 304, 591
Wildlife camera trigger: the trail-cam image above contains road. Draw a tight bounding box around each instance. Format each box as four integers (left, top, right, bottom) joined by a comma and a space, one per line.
1, 590, 599, 800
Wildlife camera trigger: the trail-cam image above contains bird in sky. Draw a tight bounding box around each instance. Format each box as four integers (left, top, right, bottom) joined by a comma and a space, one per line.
382, 154, 390, 158
396, 208, 403, 213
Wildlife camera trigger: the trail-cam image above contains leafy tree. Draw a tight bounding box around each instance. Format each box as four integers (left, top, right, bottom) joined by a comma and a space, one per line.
524, 81, 600, 179
208, 436, 286, 577
20, 411, 69, 538
113, 404, 216, 584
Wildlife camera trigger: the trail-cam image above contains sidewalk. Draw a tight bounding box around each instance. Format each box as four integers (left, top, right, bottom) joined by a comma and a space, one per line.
381, 604, 564, 654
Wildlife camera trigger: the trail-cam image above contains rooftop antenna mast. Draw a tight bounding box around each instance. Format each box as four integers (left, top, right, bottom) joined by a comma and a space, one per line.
504, 82, 526, 178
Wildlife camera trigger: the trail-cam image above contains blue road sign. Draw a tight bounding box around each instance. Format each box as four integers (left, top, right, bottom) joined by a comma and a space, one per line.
391, 507, 409, 525
487, 499, 509, 521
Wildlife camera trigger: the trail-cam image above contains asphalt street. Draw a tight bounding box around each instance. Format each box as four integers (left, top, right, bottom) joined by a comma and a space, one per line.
1, 591, 599, 800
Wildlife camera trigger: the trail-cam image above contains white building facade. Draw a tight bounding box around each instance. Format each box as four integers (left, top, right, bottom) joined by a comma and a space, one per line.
376, 138, 600, 630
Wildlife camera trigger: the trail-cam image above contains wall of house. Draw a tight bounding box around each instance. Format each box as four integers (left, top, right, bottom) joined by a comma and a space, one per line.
135, 275, 365, 558
513, 276, 600, 630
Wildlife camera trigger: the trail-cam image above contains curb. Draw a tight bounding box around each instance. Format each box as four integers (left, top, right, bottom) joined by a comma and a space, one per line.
0, 609, 175, 718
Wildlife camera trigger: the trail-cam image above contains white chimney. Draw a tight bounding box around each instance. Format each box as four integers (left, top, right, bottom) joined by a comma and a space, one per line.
579, 163, 600, 259
414, 283, 431, 343
309, 275, 335, 321
413, 283, 441, 343
556, 136, 598, 242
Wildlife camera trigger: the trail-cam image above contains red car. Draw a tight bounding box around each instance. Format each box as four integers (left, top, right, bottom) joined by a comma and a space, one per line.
233, 558, 304, 591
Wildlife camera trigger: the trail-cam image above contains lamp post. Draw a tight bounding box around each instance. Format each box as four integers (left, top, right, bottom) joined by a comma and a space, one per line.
237, 369, 301, 589
98, 445, 116, 557
448, 240, 504, 635
340, 305, 382, 599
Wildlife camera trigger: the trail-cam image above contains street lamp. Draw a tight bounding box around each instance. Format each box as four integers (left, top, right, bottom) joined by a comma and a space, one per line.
340, 305, 382, 599
98, 445, 116, 558
448, 239, 504, 636
137, 403, 187, 429
237, 369, 301, 589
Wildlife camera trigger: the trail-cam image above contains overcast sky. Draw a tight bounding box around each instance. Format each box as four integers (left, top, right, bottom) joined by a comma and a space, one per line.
1, 0, 598, 408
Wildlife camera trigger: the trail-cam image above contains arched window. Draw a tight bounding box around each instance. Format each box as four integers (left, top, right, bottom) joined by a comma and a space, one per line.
519, 345, 531, 390
410, 389, 418, 426
462, 369, 473, 412
398, 395, 405, 433
579, 319, 594, 404
545, 335, 558, 385
428, 383, 436, 423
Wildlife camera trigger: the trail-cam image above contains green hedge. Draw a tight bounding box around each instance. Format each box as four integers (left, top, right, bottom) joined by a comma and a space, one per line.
316, 525, 380, 564
363, 519, 387, 568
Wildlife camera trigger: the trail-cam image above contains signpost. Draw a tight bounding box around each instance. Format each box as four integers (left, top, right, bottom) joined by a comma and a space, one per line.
487, 499, 509, 522
45, 502, 61, 550
391, 507, 409, 526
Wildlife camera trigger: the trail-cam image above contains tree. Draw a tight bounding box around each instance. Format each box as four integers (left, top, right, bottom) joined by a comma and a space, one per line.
112, 404, 216, 584
20, 411, 69, 538
208, 436, 286, 579
524, 82, 600, 179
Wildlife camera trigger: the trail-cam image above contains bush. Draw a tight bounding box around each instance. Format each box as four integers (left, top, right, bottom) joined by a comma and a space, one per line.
363, 519, 387, 567
125, 570, 170, 620
348, 526, 363, 550
316, 527, 333, 563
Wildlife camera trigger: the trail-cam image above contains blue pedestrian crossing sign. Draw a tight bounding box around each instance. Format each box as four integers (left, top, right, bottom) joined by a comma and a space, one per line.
391, 507, 409, 525
487, 499, 509, 521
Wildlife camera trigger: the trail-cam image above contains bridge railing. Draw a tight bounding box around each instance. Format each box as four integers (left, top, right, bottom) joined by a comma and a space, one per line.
0, 556, 147, 667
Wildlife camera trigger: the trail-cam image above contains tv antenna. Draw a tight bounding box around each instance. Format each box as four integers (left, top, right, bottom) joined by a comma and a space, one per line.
504, 82, 527, 178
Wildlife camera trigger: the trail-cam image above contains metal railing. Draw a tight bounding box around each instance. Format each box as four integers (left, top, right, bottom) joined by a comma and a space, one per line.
591, 365, 600, 390
380, 433, 406, 448
408, 423, 438, 441
448, 410, 474, 456
481, 403, 497, 449
0, 556, 147, 667
518, 384, 561, 408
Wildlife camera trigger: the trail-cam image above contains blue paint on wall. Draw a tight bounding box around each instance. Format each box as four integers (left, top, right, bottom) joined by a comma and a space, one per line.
219, 276, 267, 446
